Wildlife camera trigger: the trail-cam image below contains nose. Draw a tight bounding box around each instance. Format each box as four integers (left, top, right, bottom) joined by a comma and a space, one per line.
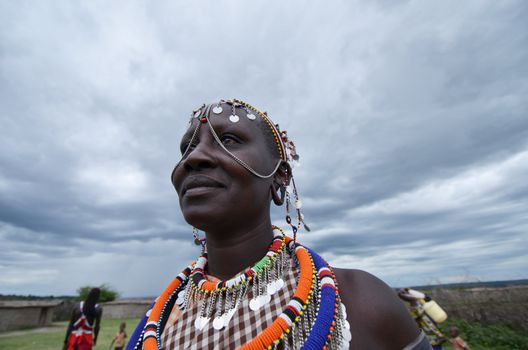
181, 131, 217, 173
171, 123, 218, 191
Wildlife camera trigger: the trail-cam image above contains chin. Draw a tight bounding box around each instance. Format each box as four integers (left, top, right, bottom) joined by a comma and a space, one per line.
181, 206, 224, 231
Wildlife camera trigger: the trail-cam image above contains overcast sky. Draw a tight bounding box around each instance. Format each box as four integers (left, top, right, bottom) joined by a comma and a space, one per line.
1, 1, 527, 297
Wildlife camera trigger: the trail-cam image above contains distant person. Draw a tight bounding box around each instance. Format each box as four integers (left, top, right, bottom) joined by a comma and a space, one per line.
63, 287, 103, 350
449, 326, 469, 350
398, 288, 446, 350
109, 322, 127, 350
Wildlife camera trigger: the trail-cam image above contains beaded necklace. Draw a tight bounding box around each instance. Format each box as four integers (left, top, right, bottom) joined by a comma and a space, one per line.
187, 229, 288, 333
128, 228, 351, 350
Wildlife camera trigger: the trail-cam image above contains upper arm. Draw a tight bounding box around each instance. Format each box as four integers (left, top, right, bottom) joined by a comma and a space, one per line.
95, 307, 103, 327
334, 268, 421, 349
68, 307, 78, 327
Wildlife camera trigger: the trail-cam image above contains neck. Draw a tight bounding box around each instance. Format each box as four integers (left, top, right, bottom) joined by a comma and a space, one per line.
204, 218, 275, 280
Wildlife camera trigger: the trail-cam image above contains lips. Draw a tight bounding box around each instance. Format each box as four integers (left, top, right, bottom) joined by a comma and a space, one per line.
181, 175, 225, 196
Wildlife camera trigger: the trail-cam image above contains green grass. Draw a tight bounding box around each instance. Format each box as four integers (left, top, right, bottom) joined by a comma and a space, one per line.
1, 318, 527, 350
439, 319, 528, 350
0, 318, 140, 350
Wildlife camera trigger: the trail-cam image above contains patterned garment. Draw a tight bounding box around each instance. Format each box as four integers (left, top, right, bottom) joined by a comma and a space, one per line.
410, 304, 445, 346
161, 264, 298, 350
66, 302, 94, 350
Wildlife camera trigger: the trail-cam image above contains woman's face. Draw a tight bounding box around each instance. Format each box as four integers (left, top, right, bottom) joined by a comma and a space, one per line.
171, 106, 279, 231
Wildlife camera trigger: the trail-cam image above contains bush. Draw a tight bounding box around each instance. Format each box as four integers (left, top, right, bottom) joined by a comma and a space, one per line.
76, 284, 120, 302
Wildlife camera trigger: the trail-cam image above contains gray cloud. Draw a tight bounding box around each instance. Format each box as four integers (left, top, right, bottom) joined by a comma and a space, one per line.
1, 0, 527, 296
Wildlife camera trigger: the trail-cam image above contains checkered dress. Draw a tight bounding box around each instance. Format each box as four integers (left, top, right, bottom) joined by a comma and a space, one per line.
161, 264, 298, 350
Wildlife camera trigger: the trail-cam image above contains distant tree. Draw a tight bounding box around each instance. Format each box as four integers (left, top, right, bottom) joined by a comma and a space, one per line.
77, 284, 119, 302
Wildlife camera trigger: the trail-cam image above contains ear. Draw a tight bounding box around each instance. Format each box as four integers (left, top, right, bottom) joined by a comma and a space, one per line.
270, 161, 291, 206
274, 160, 292, 187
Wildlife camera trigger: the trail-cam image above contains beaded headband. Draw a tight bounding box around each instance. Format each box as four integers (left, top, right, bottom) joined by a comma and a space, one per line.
174, 99, 300, 179
172, 99, 309, 236
231, 99, 287, 162
232, 99, 301, 167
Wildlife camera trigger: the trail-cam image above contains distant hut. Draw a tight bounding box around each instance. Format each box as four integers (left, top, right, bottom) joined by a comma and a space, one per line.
0, 300, 63, 332
101, 299, 152, 319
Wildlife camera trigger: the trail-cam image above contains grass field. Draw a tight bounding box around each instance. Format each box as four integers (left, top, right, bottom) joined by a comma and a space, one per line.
0, 318, 140, 350
439, 319, 528, 350
0, 318, 526, 350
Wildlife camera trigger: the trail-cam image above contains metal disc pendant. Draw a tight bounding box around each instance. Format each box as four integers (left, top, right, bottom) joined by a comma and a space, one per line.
176, 290, 185, 306
213, 106, 223, 114
276, 278, 285, 290
193, 110, 201, 118
249, 298, 260, 311
344, 326, 352, 342
247, 113, 256, 120
267, 282, 276, 296
229, 114, 239, 123
195, 316, 209, 331
212, 316, 224, 330
294, 200, 302, 209
224, 308, 236, 326
340, 302, 348, 319
202, 316, 210, 330
194, 317, 203, 330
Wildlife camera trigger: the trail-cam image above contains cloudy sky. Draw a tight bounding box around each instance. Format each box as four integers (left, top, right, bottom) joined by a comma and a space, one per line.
1, 1, 527, 297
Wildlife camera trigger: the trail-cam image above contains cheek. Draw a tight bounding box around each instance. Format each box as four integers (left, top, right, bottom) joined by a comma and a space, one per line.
234, 150, 278, 178
236, 173, 271, 202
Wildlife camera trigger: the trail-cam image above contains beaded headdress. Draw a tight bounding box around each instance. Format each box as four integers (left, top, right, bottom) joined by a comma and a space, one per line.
126, 104, 351, 350
173, 99, 310, 246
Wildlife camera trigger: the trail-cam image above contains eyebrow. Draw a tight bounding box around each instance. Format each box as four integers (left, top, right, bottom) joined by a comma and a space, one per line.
208, 116, 254, 136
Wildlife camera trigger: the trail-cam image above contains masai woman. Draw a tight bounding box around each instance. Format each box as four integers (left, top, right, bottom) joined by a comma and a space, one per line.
128, 99, 431, 349
63, 288, 103, 350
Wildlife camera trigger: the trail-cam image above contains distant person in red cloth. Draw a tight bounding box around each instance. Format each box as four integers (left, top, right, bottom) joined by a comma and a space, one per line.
449, 326, 470, 350
63, 288, 103, 350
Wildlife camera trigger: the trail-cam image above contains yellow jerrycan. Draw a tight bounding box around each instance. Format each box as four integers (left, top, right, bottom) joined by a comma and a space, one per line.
423, 300, 447, 323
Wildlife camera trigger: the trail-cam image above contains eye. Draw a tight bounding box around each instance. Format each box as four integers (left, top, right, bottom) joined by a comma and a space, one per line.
180, 140, 196, 154
220, 134, 241, 146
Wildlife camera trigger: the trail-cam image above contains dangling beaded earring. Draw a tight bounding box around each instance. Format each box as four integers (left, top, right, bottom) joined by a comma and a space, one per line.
278, 129, 310, 245
284, 186, 306, 246
192, 227, 206, 253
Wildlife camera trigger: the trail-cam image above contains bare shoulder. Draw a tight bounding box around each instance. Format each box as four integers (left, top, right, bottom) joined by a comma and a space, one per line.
333, 268, 420, 349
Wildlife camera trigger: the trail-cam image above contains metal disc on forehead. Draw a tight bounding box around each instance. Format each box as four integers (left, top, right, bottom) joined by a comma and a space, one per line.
193, 109, 202, 118
246, 113, 256, 120
212, 105, 223, 114
229, 114, 240, 123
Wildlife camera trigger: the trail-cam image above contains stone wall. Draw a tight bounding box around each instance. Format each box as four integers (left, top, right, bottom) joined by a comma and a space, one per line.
424, 285, 528, 330
52, 299, 76, 321
0, 300, 62, 332
100, 299, 152, 320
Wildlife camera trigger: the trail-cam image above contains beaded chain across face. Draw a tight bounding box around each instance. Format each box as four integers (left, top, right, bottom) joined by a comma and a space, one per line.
172, 99, 310, 244
124, 100, 351, 349
128, 226, 351, 350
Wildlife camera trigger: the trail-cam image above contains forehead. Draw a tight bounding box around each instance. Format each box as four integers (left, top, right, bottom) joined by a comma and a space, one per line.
181, 106, 268, 142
